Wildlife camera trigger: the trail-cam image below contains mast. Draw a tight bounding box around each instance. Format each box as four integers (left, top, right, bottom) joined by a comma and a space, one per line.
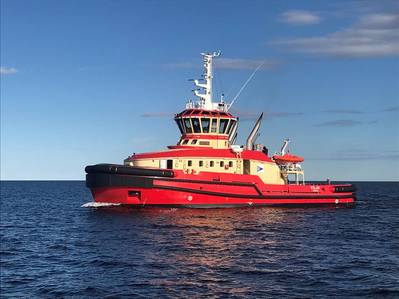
189, 51, 220, 110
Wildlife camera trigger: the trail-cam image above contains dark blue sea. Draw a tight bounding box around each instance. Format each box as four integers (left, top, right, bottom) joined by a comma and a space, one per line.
1, 181, 398, 298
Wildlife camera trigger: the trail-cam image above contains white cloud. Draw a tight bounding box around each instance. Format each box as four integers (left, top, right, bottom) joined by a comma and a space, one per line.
280, 10, 321, 25
162, 62, 195, 69
317, 119, 363, 127
316, 119, 379, 127
323, 109, 364, 114
230, 109, 303, 121
322, 149, 399, 161
140, 112, 174, 118
383, 105, 399, 112
359, 13, 399, 28
215, 58, 279, 70
272, 13, 399, 57
0, 67, 18, 75
163, 58, 279, 71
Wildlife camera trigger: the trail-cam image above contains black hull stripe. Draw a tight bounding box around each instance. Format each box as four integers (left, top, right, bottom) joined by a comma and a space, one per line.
155, 177, 263, 195
155, 177, 257, 187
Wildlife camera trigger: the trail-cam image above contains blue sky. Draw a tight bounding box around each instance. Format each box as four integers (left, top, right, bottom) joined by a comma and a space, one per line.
1, 0, 398, 180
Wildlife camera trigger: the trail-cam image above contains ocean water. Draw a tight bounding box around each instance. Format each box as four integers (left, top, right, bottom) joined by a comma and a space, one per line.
1, 181, 398, 298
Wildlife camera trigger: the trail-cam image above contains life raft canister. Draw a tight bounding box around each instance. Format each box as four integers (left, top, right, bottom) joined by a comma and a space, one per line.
272, 153, 304, 164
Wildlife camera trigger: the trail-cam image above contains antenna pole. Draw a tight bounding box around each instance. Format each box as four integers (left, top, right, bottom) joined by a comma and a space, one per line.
228, 61, 265, 111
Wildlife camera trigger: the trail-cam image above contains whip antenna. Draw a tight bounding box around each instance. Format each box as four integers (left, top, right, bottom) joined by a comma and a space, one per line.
228, 61, 265, 111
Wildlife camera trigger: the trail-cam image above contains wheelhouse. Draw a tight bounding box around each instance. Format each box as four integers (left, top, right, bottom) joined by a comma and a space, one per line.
174, 109, 238, 137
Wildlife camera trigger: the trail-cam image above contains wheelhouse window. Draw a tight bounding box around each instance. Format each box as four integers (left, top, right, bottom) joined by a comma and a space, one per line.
184, 118, 193, 133
201, 118, 210, 133
192, 118, 201, 133
211, 119, 218, 133
219, 119, 229, 134
175, 118, 184, 134
226, 120, 235, 135
181, 118, 186, 132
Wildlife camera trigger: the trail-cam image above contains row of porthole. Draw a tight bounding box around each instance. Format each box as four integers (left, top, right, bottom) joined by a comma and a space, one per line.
181, 139, 220, 146
187, 160, 234, 168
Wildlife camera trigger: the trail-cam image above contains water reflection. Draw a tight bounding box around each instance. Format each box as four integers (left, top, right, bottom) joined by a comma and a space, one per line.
81, 205, 359, 297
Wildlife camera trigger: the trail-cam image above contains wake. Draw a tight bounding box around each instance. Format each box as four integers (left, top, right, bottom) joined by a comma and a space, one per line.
81, 202, 121, 208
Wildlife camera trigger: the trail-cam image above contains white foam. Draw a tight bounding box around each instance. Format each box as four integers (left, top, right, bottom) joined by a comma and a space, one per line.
81, 202, 121, 208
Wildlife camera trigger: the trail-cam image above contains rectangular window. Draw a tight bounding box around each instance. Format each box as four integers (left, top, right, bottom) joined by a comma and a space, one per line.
199, 161, 203, 167
184, 118, 193, 133
192, 118, 201, 133
229, 161, 233, 167
211, 118, 218, 133
201, 118, 210, 133
191, 139, 198, 144
199, 141, 210, 145
243, 160, 250, 174
219, 119, 229, 134
188, 160, 192, 167
210, 161, 214, 167
167, 160, 173, 169
182, 139, 189, 144
220, 161, 224, 167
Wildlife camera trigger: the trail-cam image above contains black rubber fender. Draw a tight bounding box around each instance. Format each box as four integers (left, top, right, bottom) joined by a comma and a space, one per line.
85, 164, 174, 177
334, 185, 357, 193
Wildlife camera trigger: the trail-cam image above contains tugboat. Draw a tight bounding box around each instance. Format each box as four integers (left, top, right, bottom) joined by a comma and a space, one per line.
85, 52, 356, 207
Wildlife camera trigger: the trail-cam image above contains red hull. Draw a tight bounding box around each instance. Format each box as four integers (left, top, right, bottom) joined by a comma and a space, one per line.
85, 165, 356, 208
90, 186, 355, 207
